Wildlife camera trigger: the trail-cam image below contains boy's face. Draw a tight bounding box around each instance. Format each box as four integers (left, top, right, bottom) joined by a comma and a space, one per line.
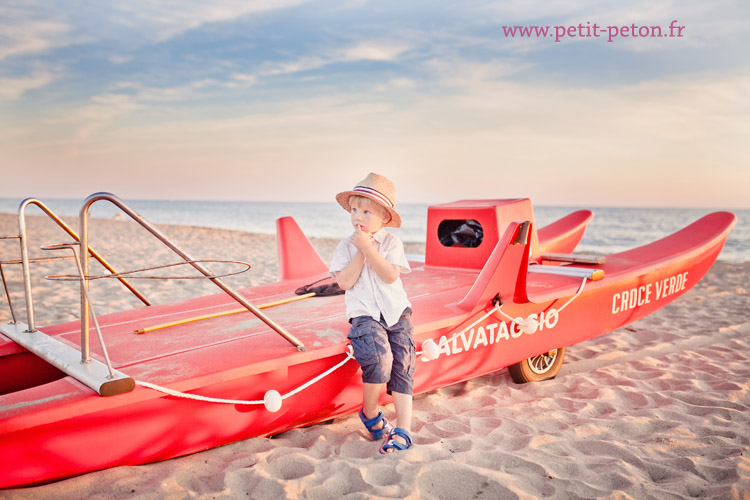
350, 197, 387, 234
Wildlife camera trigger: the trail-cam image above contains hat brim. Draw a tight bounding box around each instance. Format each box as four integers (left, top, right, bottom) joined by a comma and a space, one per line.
335, 191, 402, 228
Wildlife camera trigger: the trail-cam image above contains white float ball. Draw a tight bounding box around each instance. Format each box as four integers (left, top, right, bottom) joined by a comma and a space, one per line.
421, 339, 440, 360
521, 316, 539, 334
263, 390, 282, 412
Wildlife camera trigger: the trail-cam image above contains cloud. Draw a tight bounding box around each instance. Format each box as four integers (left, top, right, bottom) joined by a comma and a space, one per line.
0, 69, 57, 99
340, 41, 409, 61
110, 0, 313, 42
182, 39, 412, 88
105, 77, 247, 104
37, 93, 144, 158
480, 0, 606, 24
2, 1, 748, 208
230, 73, 258, 86
257, 57, 329, 77
268, 40, 410, 73
0, 4, 71, 60
11, 65, 745, 206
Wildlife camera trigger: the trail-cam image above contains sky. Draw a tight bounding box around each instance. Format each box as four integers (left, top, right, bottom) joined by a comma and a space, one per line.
1, 0, 748, 208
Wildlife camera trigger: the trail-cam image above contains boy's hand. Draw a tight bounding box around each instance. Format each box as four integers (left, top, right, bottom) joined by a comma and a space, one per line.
350, 226, 374, 252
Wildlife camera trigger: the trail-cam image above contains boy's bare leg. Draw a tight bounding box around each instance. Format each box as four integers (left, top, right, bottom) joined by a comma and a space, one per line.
362, 382, 386, 429
392, 391, 412, 430
387, 391, 412, 451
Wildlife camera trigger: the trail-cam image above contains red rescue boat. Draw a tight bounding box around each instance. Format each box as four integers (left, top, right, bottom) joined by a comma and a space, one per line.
0, 194, 735, 488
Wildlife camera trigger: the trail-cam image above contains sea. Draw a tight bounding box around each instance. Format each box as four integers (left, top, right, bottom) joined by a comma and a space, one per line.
0, 198, 747, 264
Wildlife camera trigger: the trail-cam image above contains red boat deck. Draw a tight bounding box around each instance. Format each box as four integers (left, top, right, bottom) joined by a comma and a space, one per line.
0, 264, 478, 424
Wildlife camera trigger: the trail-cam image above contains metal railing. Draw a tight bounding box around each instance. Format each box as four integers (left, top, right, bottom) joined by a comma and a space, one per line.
78, 193, 306, 352
0, 236, 21, 324
0, 199, 145, 396
42, 242, 117, 377
3, 198, 151, 332
1, 192, 308, 397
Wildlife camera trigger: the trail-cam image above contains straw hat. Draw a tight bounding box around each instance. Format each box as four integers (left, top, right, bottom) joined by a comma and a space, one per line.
335, 172, 402, 228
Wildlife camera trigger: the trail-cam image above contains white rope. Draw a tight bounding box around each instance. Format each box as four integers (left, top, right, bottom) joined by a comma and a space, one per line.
494, 275, 588, 323
555, 276, 588, 313
426, 276, 591, 351
136, 346, 355, 405
492, 305, 520, 326
419, 306, 506, 352
136, 380, 265, 405
454, 306, 503, 338
281, 347, 355, 400
137, 278, 591, 401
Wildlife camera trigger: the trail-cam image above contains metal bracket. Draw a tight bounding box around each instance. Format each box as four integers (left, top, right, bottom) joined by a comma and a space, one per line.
512, 221, 531, 246
0, 322, 134, 396
491, 293, 503, 307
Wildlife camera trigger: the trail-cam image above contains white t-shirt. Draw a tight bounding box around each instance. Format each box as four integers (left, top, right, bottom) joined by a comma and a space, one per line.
329, 228, 411, 327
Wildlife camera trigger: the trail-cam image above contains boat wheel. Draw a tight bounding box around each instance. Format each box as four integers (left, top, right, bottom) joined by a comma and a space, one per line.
507, 347, 566, 384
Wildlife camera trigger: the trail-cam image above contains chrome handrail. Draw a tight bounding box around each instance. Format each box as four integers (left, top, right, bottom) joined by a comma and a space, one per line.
79, 193, 306, 352
15, 198, 151, 331
0, 258, 17, 324
41, 243, 116, 373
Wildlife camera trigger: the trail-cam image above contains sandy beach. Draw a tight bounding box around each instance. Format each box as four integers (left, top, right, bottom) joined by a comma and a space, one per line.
1, 213, 748, 499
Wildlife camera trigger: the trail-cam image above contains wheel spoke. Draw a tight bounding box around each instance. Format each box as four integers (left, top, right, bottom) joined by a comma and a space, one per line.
528, 349, 558, 375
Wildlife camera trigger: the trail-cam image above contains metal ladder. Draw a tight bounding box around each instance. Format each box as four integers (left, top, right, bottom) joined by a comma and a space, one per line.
0, 193, 306, 397
1, 197, 150, 396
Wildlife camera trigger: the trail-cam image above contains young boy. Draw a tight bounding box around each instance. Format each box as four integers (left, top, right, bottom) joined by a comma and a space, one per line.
329, 172, 414, 453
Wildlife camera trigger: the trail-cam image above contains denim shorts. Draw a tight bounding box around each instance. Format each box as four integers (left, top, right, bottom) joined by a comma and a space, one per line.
348, 307, 415, 395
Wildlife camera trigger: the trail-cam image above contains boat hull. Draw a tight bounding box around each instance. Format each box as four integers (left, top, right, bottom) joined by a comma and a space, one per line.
1, 354, 362, 487
0, 206, 736, 489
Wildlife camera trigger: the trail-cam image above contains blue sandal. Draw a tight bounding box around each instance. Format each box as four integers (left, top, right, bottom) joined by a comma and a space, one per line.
359, 408, 392, 440
379, 427, 412, 454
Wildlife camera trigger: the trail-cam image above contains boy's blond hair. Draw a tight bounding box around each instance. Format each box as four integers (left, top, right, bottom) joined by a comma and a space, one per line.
350, 195, 391, 224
